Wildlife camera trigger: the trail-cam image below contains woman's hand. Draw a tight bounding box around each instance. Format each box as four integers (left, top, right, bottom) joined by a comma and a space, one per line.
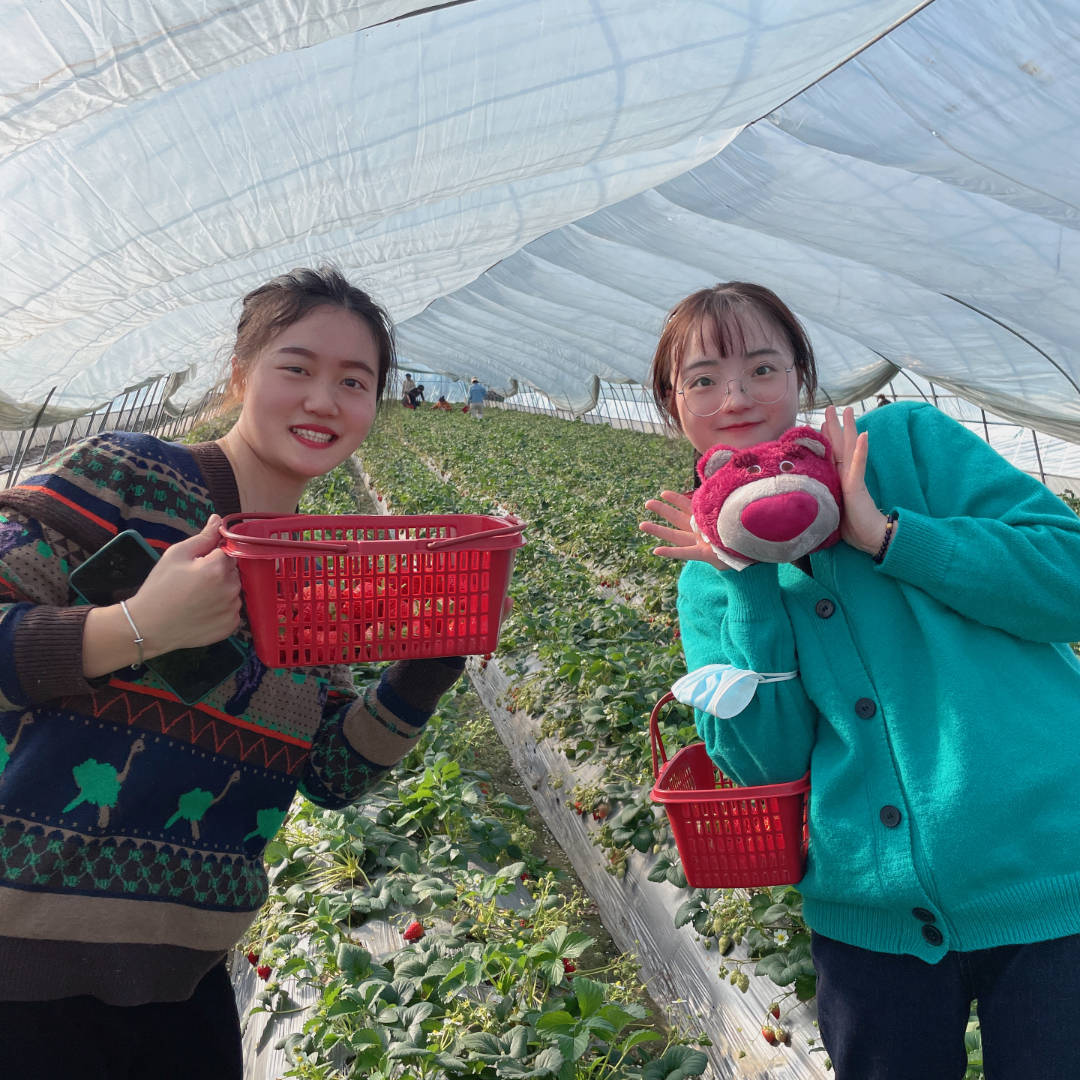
126, 515, 243, 654
821, 406, 890, 555
640, 490, 731, 571
83, 516, 243, 677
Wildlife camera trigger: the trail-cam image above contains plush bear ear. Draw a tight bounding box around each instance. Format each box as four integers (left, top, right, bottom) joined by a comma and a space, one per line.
701, 447, 735, 480
790, 435, 827, 458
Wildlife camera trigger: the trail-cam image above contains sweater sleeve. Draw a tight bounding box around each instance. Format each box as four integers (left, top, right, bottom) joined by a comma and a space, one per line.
868, 403, 1080, 643
677, 561, 817, 786
299, 657, 465, 808
0, 508, 106, 707
0, 436, 155, 706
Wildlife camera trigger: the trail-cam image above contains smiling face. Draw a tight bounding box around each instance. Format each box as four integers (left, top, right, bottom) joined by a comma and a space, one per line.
224, 305, 380, 508
674, 311, 802, 456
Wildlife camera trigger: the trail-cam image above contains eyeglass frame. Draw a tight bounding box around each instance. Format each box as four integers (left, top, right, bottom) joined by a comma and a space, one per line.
675, 364, 795, 417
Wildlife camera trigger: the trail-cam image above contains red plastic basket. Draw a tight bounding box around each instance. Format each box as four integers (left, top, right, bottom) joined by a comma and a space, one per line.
649, 692, 809, 889
219, 512, 525, 668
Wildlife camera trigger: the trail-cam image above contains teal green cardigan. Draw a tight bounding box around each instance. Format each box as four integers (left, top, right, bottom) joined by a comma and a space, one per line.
677, 402, 1080, 963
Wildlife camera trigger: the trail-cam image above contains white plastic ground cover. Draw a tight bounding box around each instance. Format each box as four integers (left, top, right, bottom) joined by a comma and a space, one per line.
0, 0, 930, 428
398, 0, 1080, 442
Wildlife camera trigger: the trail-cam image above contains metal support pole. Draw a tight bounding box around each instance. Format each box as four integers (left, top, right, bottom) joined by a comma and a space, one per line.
96, 392, 119, 434
1031, 429, 1047, 484
150, 377, 170, 434
3, 430, 28, 488
8, 386, 57, 486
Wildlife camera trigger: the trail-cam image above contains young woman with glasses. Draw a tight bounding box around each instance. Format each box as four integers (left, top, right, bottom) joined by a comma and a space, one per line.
640, 282, 1080, 1080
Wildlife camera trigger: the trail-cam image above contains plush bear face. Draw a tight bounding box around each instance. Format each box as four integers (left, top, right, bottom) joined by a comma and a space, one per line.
691, 426, 843, 568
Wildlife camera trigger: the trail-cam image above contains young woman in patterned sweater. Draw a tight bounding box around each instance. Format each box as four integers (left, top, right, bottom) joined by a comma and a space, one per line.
0, 267, 467, 1078
641, 282, 1080, 1080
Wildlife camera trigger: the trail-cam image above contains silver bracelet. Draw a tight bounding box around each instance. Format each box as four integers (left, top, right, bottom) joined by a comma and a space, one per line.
118, 600, 145, 668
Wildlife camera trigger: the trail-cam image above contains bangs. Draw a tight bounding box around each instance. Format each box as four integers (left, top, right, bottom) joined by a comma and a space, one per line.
672, 299, 772, 379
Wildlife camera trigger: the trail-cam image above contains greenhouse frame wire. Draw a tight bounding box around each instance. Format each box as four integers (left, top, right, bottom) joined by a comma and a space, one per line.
0, 377, 228, 489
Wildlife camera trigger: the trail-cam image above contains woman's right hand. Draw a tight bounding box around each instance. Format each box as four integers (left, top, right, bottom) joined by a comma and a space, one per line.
639, 490, 731, 571
126, 515, 243, 654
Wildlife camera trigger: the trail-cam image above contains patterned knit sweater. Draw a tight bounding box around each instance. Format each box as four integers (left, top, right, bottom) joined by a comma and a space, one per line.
0, 432, 462, 1004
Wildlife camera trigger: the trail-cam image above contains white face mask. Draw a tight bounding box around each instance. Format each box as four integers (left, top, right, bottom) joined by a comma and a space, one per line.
672, 663, 798, 719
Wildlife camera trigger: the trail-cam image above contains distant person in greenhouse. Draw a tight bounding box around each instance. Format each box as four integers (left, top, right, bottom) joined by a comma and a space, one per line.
0, 266, 469, 1079
468, 376, 487, 419
407, 382, 426, 409
401, 371, 416, 407
432, 395, 452, 411
640, 281, 1080, 1080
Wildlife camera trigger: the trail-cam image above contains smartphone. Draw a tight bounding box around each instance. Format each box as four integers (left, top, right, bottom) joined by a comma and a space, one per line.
69, 529, 246, 705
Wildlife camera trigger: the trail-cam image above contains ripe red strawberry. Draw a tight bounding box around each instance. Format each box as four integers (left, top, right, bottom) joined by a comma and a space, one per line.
761, 1027, 778, 1046
520, 871, 530, 882
573, 801, 584, 814
561, 958, 576, 974
256, 964, 271, 981
246, 950, 259, 966
402, 920, 425, 942
770, 1004, 780, 1020
594, 803, 610, 821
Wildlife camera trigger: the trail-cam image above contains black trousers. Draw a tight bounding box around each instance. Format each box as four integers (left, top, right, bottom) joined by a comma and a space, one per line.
812, 931, 1080, 1080
0, 960, 243, 1080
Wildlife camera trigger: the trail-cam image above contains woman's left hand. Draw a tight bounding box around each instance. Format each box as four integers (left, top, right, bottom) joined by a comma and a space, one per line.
821, 406, 890, 555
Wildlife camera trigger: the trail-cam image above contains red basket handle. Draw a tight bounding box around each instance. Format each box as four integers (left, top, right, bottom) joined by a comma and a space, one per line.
218, 514, 356, 556
649, 691, 677, 780
423, 520, 526, 550
218, 512, 526, 558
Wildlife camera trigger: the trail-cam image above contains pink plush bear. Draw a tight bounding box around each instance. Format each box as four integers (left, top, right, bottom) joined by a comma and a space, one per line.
691, 426, 843, 569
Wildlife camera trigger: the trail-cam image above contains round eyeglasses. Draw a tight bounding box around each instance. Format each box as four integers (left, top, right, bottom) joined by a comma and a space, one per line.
676, 365, 794, 417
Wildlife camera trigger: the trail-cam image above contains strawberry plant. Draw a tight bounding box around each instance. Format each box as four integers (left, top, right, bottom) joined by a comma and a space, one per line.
241, 454, 707, 1076
246, 679, 706, 1077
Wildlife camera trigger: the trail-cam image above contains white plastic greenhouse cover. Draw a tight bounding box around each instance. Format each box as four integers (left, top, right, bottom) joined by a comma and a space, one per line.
2, 0, 1079, 456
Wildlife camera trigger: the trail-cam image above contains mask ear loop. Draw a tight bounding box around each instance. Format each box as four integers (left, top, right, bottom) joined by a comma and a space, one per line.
672, 664, 798, 719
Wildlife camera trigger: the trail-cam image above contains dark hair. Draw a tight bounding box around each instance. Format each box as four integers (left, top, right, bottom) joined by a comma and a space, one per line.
649, 282, 817, 432
226, 266, 396, 403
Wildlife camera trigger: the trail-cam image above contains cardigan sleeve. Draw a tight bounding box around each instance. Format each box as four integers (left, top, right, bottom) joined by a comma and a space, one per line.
677, 560, 818, 786
867, 403, 1080, 644
299, 657, 465, 808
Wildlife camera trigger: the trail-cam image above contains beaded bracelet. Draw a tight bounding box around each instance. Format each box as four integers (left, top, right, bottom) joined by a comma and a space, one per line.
873, 511, 899, 565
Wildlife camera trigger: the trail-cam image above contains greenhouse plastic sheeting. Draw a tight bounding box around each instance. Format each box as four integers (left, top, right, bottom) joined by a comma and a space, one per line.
1, 0, 1078, 446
